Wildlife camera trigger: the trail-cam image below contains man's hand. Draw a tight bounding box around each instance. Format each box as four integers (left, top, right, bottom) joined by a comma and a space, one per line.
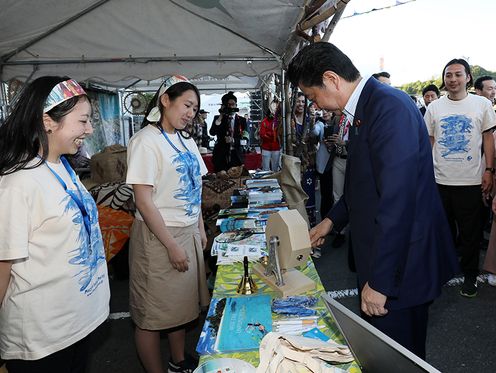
481, 171, 493, 194
309, 218, 333, 247
492, 195, 496, 215
361, 282, 388, 317
167, 246, 189, 272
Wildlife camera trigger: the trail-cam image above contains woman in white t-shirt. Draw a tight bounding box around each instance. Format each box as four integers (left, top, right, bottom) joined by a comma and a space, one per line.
126, 76, 210, 373
0, 76, 110, 372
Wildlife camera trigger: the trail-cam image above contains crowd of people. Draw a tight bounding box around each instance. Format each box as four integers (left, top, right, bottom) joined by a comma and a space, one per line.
0, 40, 495, 372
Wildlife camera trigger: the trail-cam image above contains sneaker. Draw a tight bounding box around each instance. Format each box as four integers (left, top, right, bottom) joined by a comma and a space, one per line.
488, 274, 496, 287
332, 233, 346, 248
168, 358, 196, 373
460, 277, 478, 298
311, 247, 322, 259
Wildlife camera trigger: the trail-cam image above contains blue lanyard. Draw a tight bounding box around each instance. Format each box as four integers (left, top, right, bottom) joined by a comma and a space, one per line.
159, 128, 198, 188
160, 128, 189, 152
43, 156, 92, 237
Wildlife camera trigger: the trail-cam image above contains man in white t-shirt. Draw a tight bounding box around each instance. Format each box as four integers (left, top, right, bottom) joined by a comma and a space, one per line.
425, 59, 496, 298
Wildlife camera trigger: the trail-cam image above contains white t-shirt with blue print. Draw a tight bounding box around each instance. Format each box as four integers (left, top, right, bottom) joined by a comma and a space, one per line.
126, 125, 208, 227
425, 94, 496, 185
0, 160, 110, 360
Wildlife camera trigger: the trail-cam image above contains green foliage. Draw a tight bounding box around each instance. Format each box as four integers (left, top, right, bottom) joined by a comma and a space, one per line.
471, 65, 496, 81
399, 65, 496, 95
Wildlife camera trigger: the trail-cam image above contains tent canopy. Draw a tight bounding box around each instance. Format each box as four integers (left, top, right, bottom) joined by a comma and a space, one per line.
0, 0, 317, 89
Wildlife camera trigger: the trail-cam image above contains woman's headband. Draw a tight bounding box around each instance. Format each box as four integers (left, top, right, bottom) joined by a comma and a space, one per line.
43, 79, 86, 113
146, 75, 190, 123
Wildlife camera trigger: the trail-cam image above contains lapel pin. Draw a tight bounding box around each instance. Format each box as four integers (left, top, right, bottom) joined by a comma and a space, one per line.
354, 119, 361, 135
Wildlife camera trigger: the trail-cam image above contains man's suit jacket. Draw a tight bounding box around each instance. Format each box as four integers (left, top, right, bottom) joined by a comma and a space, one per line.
209, 114, 246, 171
328, 78, 459, 310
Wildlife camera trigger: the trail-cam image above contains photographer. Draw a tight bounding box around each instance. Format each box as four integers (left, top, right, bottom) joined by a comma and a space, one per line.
209, 91, 247, 172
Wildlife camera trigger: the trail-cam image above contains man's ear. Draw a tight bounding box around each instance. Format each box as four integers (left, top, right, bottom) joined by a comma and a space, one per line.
42, 113, 57, 133
322, 71, 340, 90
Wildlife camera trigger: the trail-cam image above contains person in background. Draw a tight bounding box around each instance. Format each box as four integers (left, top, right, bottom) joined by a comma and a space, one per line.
292, 93, 319, 227
487, 190, 496, 286
126, 75, 210, 373
372, 71, 391, 85
209, 91, 247, 172
198, 109, 212, 149
474, 76, 496, 105
185, 109, 202, 148
474, 76, 496, 279
259, 100, 281, 171
311, 109, 340, 258
424, 59, 496, 298
288, 42, 458, 359
328, 111, 350, 249
475, 76, 496, 287
313, 109, 339, 217
0, 76, 110, 372
420, 84, 440, 115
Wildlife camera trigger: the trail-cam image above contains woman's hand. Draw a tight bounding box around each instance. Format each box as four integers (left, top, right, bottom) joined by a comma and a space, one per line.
167, 246, 189, 272
200, 229, 208, 250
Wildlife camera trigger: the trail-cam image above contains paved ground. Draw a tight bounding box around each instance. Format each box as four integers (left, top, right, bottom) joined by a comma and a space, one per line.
313, 235, 496, 373
82, 229, 496, 373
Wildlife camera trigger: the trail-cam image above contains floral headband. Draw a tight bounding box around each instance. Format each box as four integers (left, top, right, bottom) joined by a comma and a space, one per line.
146, 75, 190, 122
43, 79, 86, 113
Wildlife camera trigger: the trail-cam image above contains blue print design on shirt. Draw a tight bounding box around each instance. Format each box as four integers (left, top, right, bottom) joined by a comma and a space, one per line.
438, 114, 472, 158
62, 190, 106, 296
172, 151, 202, 216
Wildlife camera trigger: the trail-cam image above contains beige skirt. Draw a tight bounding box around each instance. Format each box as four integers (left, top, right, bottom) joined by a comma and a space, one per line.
129, 219, 210, 330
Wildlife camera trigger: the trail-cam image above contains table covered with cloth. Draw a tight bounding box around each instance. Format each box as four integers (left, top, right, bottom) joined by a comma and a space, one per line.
198, 260, 361, 372
202, 152, 262, 173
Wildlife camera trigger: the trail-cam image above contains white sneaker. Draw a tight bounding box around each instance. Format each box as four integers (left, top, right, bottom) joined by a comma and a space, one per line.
488, 274, 496, 287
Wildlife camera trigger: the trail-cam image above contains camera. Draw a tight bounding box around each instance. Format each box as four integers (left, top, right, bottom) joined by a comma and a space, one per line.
219, 107, 239, 115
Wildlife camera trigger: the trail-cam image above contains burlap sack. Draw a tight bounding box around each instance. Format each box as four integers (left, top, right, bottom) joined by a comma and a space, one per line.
270, 154, 310, 226
90, 144, 128, 184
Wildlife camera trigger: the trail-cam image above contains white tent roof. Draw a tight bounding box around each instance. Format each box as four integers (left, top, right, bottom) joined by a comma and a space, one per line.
0, 0, 313, 89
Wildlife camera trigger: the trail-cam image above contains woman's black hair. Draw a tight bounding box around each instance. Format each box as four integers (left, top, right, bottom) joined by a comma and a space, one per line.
141, 81, 200, 139
0, 76, 89, 175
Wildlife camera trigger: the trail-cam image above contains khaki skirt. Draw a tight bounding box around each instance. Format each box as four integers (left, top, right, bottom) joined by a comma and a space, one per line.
129, 219, 210, 330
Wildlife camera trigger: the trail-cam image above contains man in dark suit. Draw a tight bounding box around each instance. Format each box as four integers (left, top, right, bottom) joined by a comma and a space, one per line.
288, 42, 459, 359
419, 84, 440, 116
209, 91, 246, 172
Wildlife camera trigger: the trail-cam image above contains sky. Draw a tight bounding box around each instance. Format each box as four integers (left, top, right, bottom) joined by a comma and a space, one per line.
330, 0, 496, 86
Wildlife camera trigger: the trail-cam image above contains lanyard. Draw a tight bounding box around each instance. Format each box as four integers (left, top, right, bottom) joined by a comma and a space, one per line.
160, 128, 198, 188
43, 156, 92, 237
160, 127, 189, 153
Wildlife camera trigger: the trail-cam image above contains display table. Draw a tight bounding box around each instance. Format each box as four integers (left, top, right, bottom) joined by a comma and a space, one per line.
199, 260, 361, 372
201, 152, 262, 173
